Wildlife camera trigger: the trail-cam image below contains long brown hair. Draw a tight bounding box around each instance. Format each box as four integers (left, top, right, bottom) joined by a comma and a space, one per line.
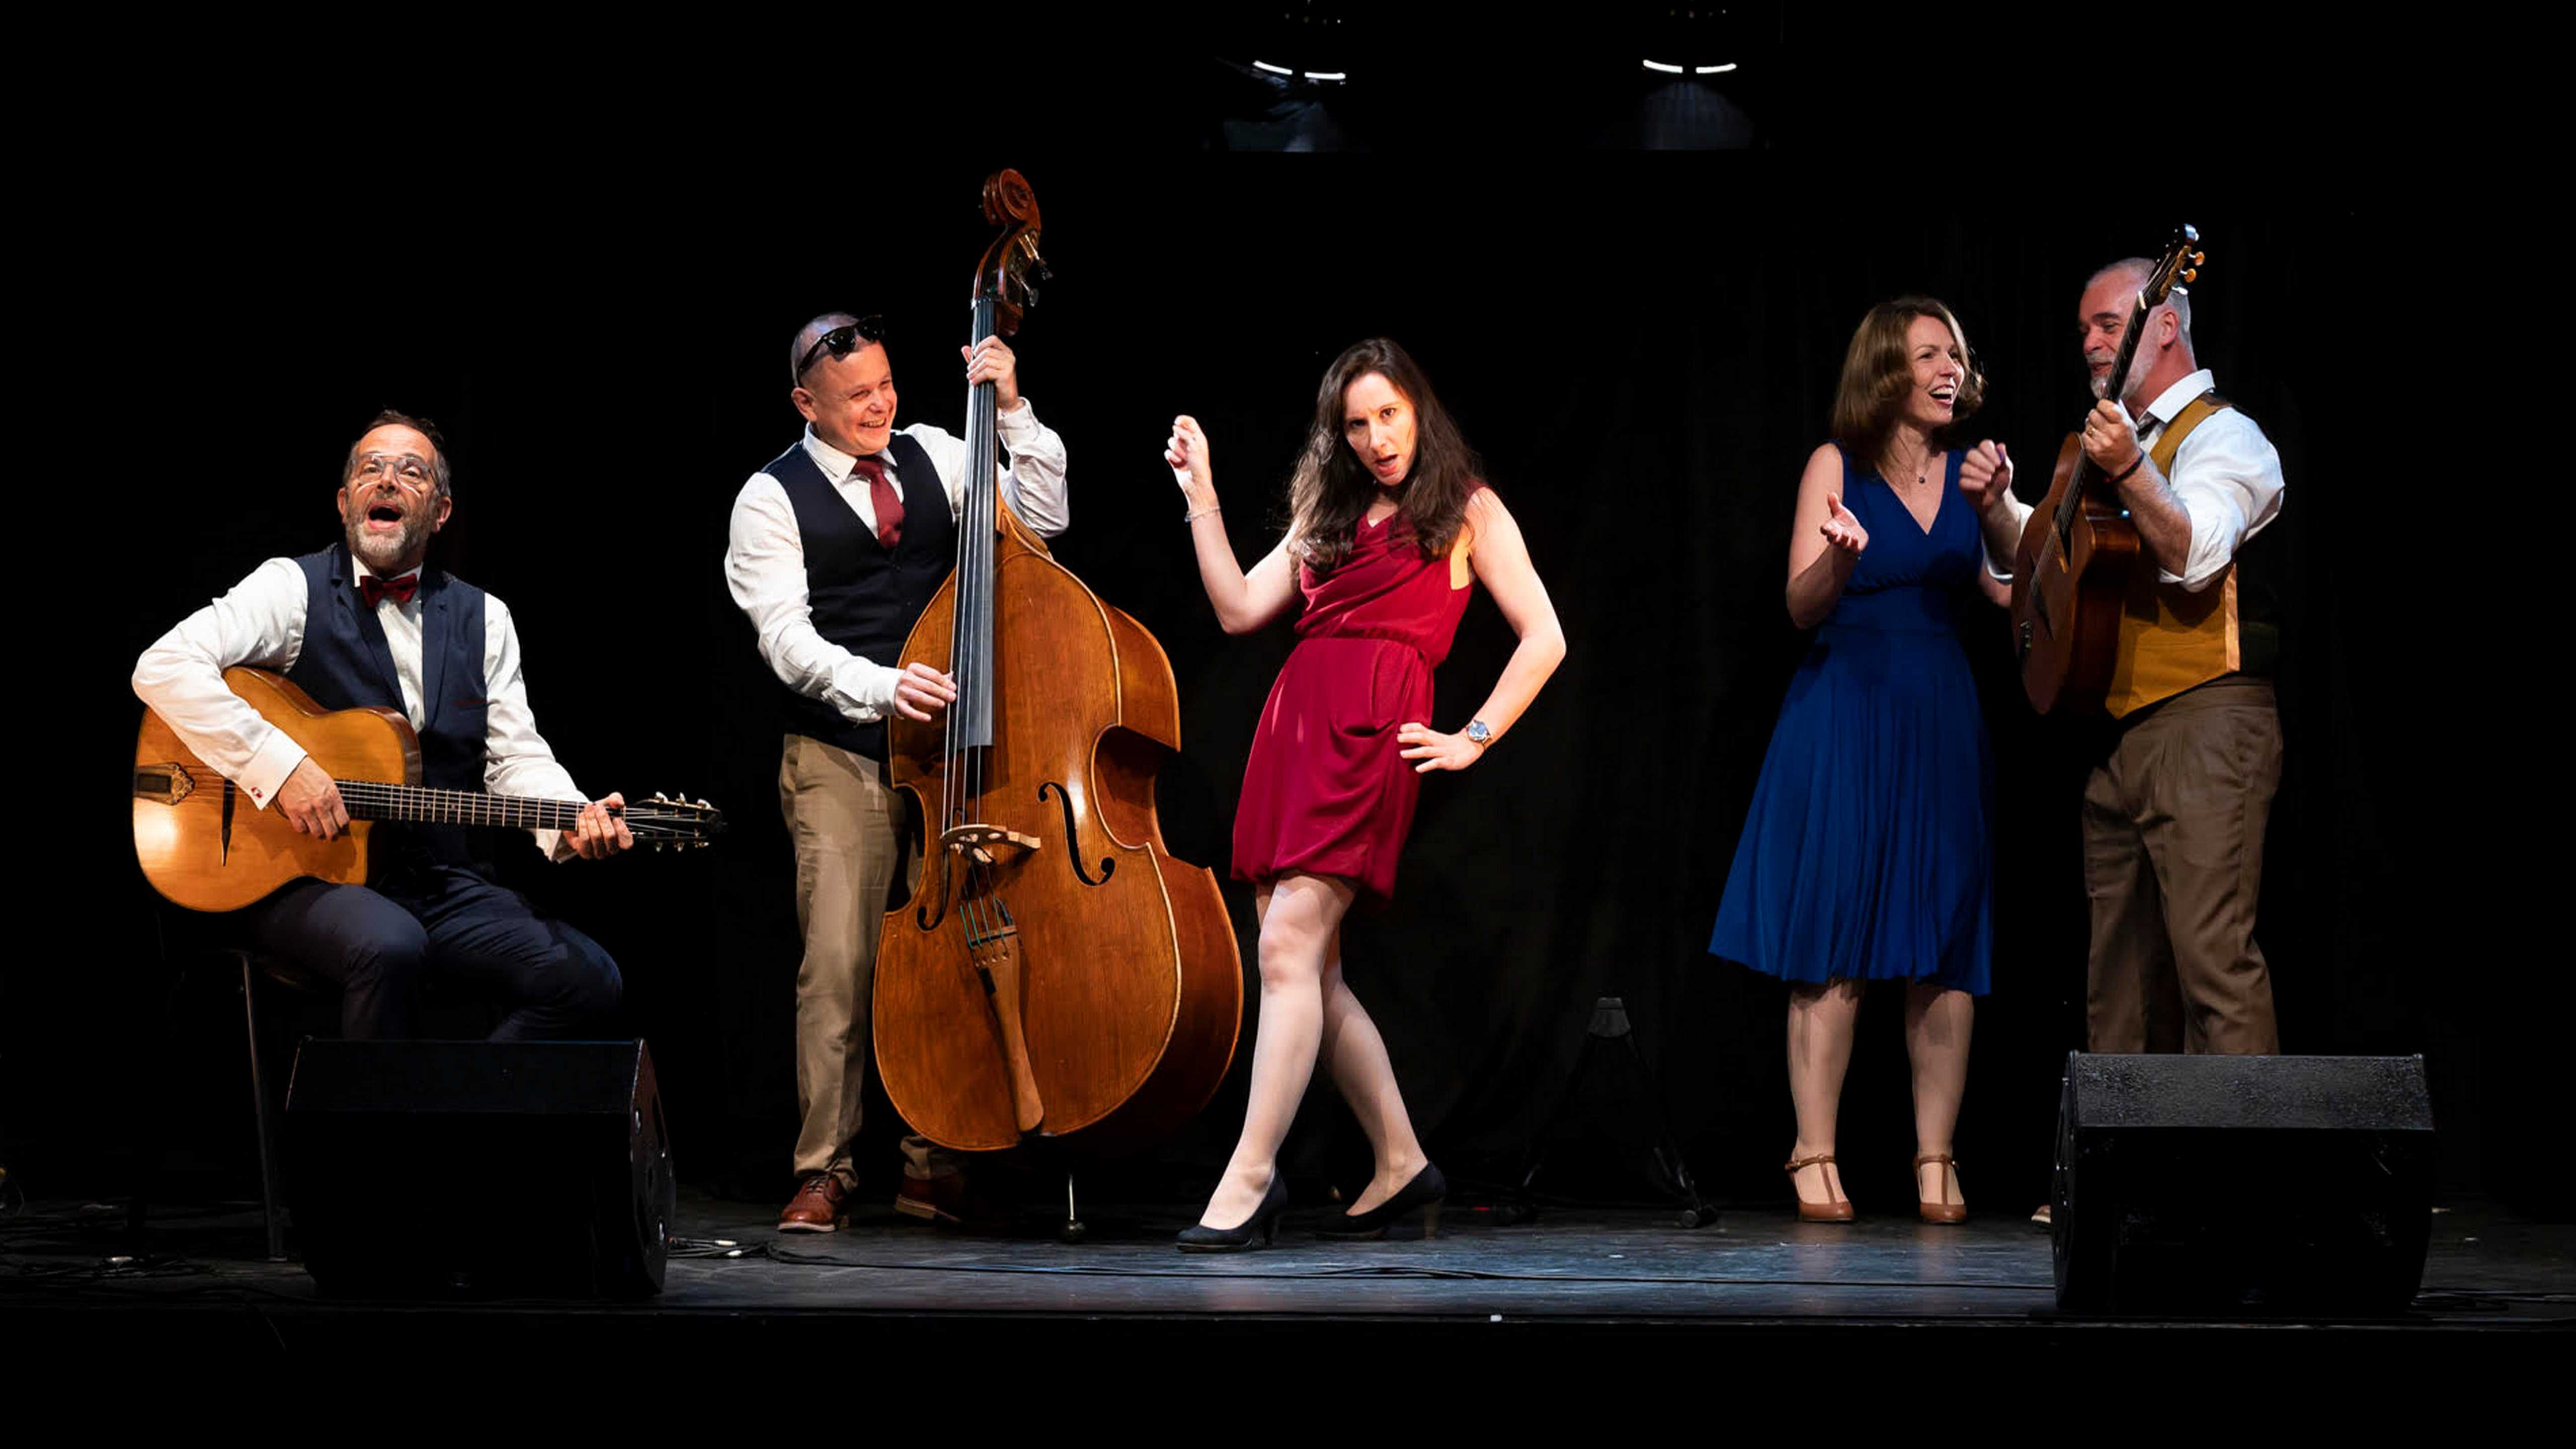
1827, 297, 1984, 467
1287, 338, 1482, 573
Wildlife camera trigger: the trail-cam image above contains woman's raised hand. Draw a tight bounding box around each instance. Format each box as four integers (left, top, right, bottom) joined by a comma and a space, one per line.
1166, 415, 1215, 499
1958, 439, 2014, 519
1819, 492, 1869, 558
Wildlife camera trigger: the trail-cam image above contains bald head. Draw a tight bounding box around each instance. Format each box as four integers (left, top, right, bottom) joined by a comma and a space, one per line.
2087, 258, 2192, 344
790, 311, 868, 384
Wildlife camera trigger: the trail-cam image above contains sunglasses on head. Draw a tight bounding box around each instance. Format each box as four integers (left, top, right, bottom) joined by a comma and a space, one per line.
794, 315, 886, 383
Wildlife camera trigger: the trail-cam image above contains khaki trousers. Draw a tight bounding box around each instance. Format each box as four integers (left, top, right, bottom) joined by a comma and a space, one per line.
2082, 676, 2283, 1055
779, 734, 941, 1185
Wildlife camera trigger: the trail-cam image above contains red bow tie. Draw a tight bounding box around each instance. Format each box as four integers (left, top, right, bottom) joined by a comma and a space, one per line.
359, 573, 420, 608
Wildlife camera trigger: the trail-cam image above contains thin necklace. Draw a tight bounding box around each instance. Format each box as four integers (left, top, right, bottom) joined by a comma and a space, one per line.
1881, 436, 1928, 491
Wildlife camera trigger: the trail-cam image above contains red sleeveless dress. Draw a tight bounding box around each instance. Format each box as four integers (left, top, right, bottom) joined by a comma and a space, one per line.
1232, 488, 1483, 906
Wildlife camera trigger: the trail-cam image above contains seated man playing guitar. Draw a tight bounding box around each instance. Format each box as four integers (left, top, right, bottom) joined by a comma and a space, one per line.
132, 410, 633, 1039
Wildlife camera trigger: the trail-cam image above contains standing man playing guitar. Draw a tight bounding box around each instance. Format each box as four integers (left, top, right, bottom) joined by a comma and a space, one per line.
1961, 259, 2288, 1054
132, 411, 634, 1040
725, 312, 1069, 1232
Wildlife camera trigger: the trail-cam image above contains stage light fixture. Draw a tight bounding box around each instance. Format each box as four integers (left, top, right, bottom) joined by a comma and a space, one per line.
1696, 62, 1738, 73
1643, 59, 1685, 73
1303, 70, 1347, 82
1253, 60, 1294, 75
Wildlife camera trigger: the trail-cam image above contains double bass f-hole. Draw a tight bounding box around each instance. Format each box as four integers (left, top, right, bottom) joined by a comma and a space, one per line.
1038, 781, 1115, 887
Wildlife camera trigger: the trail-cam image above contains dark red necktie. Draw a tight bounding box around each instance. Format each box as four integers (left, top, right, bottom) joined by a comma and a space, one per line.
358, 572, 420, 608
850, 456, 903, 548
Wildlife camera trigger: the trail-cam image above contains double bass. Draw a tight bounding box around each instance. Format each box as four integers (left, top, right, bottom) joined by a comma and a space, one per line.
871, 170, 1243, 1157
2010, 226, 2207, 713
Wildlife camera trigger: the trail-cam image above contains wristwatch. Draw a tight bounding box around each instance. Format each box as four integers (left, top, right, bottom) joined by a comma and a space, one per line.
1464, 719, 1492, 748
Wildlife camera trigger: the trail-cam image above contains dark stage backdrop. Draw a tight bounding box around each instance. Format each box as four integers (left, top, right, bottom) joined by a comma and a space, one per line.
13, 74, 2524, 1219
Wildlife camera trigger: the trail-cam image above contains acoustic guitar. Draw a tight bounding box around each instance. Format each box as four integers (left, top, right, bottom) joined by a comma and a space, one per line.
133, 666, 723, 912
2010, 226, 2207, 714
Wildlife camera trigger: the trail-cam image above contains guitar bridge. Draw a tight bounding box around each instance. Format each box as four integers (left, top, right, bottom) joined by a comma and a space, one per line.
133, 763, 197, 806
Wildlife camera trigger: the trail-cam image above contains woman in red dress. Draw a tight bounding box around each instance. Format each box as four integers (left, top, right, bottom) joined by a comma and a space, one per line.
1164, 338, 1566, 1250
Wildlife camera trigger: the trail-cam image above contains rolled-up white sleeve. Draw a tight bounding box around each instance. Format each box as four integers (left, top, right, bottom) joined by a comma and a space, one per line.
131, 557, 312, 811
2161, 411, 2285, 591
478, 596, 588, 861
914, 403, 1070, 540
725, 471, 903, 722
996, 398, 1069, 538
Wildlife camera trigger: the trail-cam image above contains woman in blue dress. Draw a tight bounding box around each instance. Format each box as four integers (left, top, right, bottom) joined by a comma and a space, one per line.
1710, 297, 2014, 1224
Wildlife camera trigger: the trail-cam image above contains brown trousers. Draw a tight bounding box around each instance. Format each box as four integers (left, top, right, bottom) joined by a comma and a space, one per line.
778, 734, 943, 1185
2082, 676, 2283, 1055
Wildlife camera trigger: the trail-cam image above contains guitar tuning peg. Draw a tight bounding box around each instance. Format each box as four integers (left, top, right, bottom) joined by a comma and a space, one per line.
2180, 268, 2197, 284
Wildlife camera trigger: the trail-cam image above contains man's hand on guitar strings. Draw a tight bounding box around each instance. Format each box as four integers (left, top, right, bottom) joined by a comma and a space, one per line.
278, 756, 350, 840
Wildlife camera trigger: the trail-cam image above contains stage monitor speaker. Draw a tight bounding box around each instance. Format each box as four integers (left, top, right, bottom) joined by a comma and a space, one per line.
284, 1039, 675, 1299
2053, 1053, 2433, 1315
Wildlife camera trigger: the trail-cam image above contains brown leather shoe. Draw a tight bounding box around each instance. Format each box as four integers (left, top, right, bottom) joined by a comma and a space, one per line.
1914, 1153, 1967, 1225
1785, 1153, 1853, 1223
894, 1171, 966, 1225
779, 1173, 849, 1233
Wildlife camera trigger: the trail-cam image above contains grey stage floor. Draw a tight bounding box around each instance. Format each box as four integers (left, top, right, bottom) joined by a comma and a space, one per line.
4, 1189, 2568, 1327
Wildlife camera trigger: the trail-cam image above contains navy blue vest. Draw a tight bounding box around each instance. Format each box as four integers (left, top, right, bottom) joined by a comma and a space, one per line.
287, 546, 492, 873
766, 432, 954, 760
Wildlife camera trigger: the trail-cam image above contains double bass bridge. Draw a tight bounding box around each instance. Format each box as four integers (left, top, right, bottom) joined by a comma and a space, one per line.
941, 822, 1043, 867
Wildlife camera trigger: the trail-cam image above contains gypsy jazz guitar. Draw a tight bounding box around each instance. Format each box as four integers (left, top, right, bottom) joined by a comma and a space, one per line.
2009, 226, 2208, 714
133, 666, 723, 912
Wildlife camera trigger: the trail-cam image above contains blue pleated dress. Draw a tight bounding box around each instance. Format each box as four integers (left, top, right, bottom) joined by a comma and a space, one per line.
1708, 446, 1993, 994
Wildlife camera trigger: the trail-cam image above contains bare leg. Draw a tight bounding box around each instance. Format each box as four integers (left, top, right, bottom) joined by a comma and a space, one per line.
1195, 873, 1353, 1230
1317, 935, 1430, 1215
1786, 979, 1862, 1207
1903, 982, 1973, 1209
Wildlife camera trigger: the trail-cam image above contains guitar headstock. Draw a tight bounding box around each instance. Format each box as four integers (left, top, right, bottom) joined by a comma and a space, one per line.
973, 168, 1048, 338
629, 791, 728, 851
2140, 224, 2208, 309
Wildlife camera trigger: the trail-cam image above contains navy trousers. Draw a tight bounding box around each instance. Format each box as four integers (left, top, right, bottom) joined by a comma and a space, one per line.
248, 862, 623, 1040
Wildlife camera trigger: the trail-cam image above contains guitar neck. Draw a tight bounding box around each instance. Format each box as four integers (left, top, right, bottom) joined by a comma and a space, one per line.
2054, 298, 2154, 531
333, 779, 590, 832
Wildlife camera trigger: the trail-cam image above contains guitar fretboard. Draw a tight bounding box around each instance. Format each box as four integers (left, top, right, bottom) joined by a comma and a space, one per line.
333, 780, 593, 833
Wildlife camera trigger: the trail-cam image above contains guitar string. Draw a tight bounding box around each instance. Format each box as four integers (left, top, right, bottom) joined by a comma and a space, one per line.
170, 780, 712, 839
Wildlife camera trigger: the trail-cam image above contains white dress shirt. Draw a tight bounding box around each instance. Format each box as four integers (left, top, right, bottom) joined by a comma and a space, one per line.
131, 555, 589, 861
726, 404, 1070, 727
1984, 368, 2287, 591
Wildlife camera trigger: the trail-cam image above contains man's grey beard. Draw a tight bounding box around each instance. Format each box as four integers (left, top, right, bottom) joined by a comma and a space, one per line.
346, 514, 430, 574
2087, 351, 2150, 406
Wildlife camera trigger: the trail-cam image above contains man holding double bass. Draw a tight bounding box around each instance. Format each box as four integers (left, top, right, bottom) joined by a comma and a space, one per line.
725, 312, 1069, 1232
1961, 259, 2288, 1056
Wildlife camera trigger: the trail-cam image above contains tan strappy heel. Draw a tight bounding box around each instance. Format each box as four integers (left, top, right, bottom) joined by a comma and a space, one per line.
1913, 1153, 1966, 1224
1785, 1153, 1853, 1223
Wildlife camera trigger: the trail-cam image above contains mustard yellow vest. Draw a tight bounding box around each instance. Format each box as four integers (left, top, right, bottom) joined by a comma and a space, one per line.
2103, 393, 2267, 718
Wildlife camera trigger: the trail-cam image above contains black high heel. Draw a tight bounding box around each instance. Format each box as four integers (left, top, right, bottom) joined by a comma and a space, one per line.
1175, 1174, 1287, 1252
1313, 1163, 1446, 1240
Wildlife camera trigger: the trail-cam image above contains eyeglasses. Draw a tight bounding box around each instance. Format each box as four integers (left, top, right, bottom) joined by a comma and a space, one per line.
793, 315, 886, 383
351, 453, 436, 493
